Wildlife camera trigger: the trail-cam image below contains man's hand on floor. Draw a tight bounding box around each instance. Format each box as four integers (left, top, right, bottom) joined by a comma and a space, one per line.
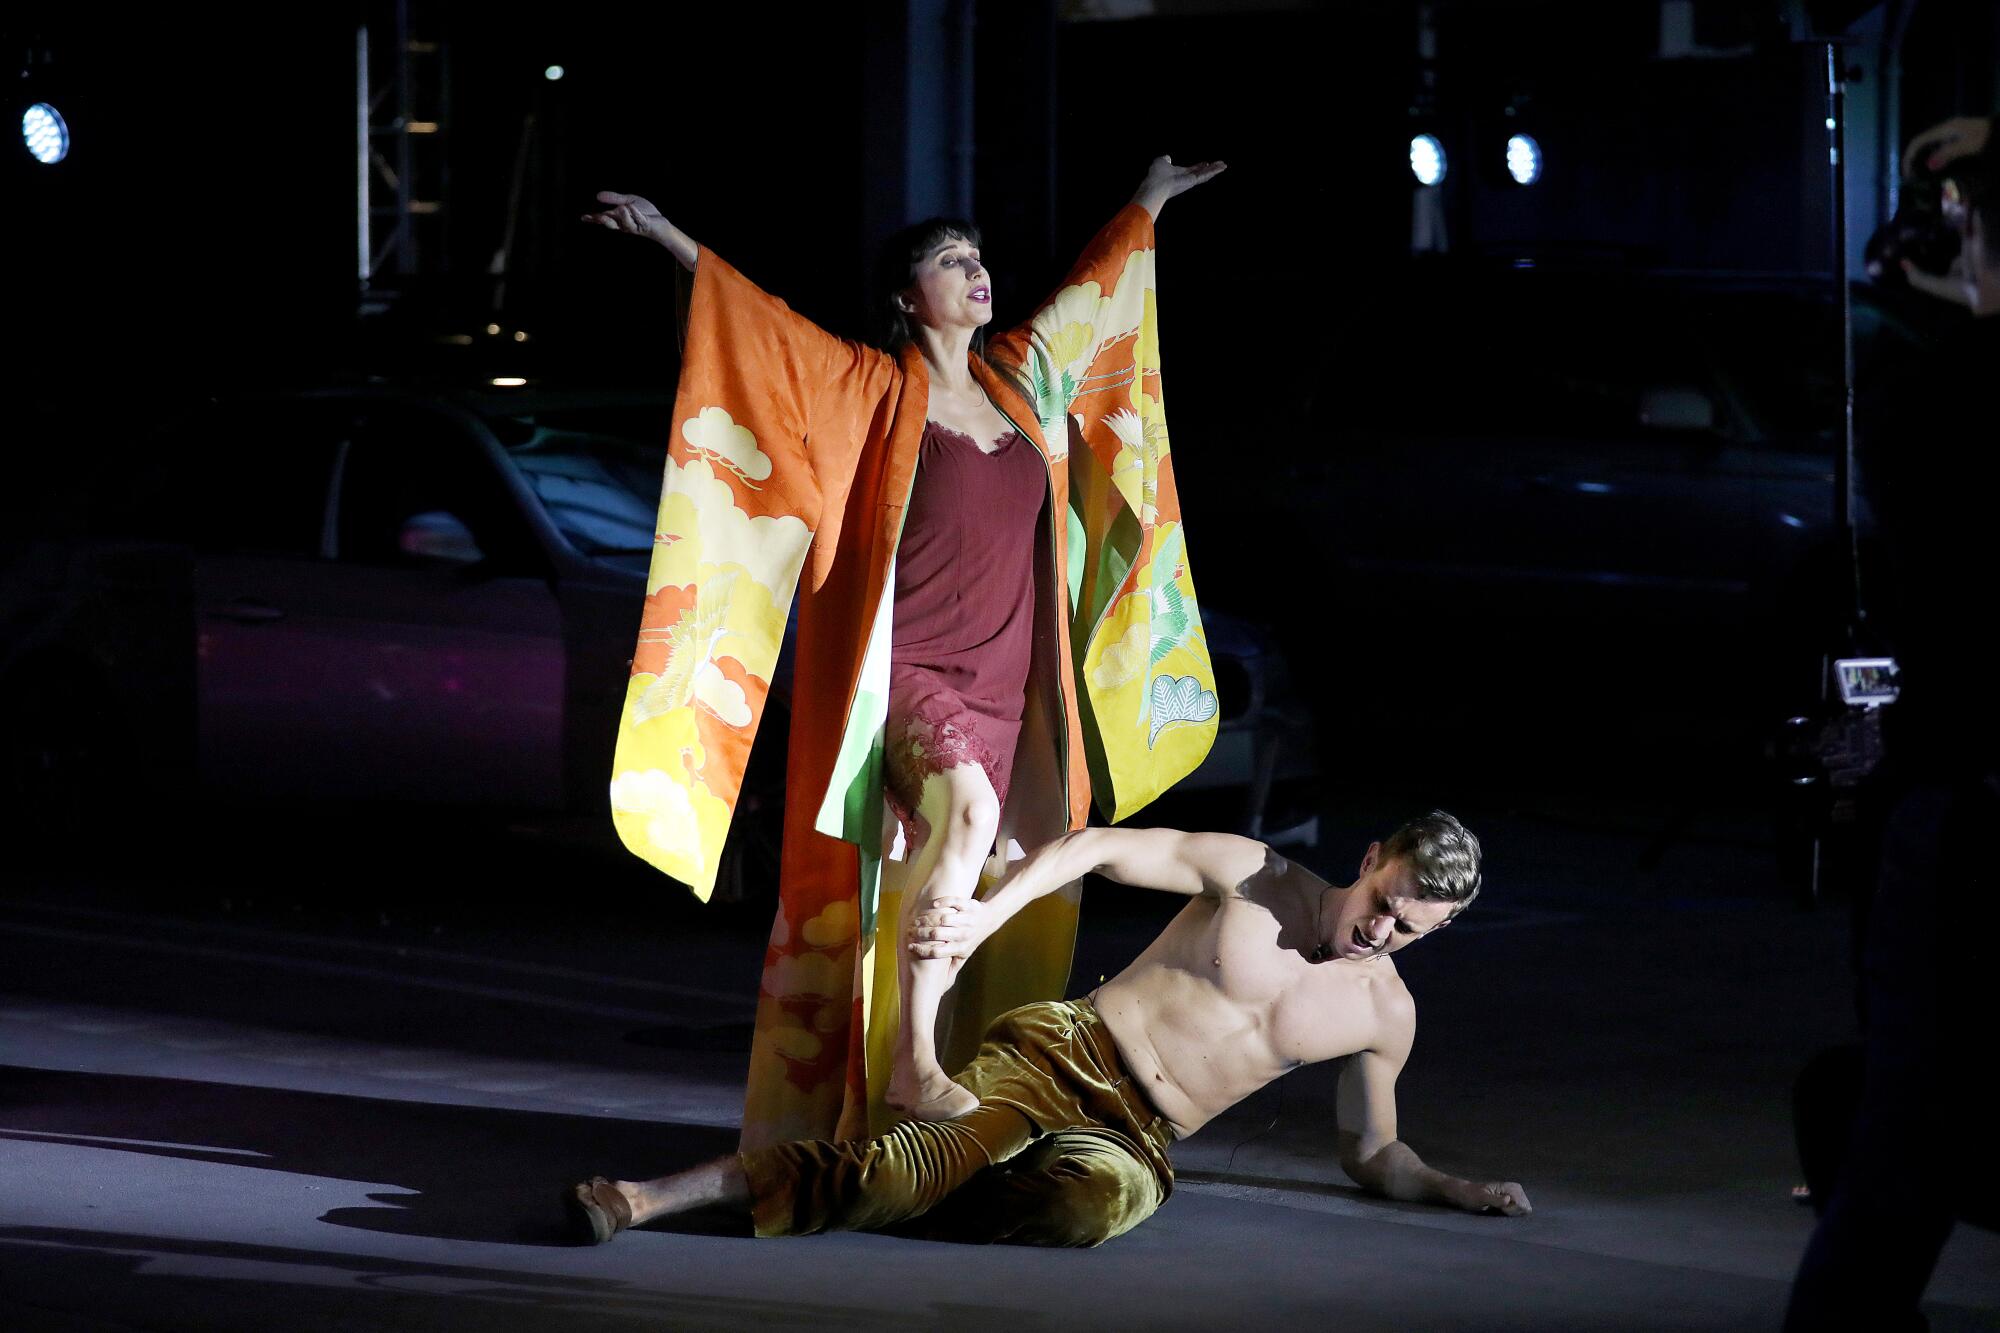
1450, 1179, 1533, 1217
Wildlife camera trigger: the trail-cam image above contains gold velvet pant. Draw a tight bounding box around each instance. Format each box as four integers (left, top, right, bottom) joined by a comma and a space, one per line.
739, 998, 1175, 1247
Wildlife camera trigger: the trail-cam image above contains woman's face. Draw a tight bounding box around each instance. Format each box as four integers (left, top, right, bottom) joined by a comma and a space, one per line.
902, 235, 992, 333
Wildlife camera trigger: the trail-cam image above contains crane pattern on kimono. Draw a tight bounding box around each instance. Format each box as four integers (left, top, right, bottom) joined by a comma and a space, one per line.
632, 568, 744, 727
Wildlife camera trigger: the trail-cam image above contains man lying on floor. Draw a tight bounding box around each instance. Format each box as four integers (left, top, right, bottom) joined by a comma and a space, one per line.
567, 810, 1531, 1247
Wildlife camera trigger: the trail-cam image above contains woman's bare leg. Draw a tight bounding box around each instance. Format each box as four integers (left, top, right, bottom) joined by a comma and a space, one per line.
607, 1156, 752, 1227
886, 760, 999, 1120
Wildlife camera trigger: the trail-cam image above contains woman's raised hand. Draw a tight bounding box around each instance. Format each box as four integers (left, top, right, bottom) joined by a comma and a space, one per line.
582, 191, 698, 271
582, 191, 666, 239
1132, 154, 1228, 220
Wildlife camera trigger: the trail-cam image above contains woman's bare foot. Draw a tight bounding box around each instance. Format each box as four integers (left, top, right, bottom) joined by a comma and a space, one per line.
886, 1066, 979, 1120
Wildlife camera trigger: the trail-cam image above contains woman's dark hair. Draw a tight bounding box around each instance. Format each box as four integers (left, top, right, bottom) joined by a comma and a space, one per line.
874, 216, 984, 351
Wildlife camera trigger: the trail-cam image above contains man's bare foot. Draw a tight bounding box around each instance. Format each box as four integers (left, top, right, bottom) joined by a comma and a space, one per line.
566, 1157, 750, 1242
886, 1067, 979, 1120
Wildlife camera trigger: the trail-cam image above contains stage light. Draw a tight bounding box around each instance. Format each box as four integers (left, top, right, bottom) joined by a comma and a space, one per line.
490, 377, 529, 387
22, 102, 69, 165
545, 65, 565, 81
1410, 134, 1446, 186
1505, 133, 1542, 185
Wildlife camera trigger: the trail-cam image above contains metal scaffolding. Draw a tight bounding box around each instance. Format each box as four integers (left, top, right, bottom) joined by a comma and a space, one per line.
356, 0, 448, 313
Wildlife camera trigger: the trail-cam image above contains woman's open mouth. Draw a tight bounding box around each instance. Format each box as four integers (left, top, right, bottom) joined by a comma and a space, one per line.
970, 286, 990, 303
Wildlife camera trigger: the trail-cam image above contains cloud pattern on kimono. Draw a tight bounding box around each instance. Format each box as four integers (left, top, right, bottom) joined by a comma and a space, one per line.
765, 950, 846, 1000
1089, 619, 1150, 692
692, 660, 752, 727
682, 405, 774, 486
1093, 249, 1152, 353
650, 456, 809, 603
609, 768, 703, 871
801, 898, 856, 948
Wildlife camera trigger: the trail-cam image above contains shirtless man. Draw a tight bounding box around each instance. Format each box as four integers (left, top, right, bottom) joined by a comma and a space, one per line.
567, 811, 1530, 1246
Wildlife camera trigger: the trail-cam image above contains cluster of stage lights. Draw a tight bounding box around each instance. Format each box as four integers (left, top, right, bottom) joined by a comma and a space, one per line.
22, 102, 69, 165
1407, 132, 1543, 186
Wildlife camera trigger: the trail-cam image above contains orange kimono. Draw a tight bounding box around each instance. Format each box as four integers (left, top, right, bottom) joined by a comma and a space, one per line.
610, 203, 1218, 1147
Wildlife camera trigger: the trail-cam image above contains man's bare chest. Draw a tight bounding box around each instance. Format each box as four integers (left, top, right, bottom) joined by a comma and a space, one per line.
1200, 898, 1383, 1066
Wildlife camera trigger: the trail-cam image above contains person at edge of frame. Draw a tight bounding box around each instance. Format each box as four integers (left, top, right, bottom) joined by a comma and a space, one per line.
1787, 112, 2000, 1333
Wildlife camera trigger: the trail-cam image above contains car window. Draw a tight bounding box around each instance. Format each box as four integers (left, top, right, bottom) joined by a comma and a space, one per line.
333, 408, 544, 573
505, 429, 664, 557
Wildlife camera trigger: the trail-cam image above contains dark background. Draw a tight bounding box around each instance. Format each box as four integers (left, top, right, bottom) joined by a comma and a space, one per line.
6, 11, 2000, 1326
6, 0, 2000, 851
16, 2, 1989, 380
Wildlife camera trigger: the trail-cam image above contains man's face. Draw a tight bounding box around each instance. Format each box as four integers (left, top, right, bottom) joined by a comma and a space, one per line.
1322, 846, 1458, 961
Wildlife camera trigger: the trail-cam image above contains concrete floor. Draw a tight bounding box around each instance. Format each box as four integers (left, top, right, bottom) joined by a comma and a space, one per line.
2, 795, 1997, 1331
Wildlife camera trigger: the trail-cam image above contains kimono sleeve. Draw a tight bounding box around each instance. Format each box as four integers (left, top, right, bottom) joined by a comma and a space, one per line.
995, 204, 1220, 823
989, 203, 1157, 451
610, 247, 894, 899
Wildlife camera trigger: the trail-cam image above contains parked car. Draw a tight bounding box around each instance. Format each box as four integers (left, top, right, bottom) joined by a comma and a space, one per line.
1, 381, 1316, 895
1185, 263, 1939, 786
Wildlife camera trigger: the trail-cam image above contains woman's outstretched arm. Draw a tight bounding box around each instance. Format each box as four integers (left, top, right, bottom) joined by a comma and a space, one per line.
990, 153, 1225, 373
582, 191, 699, 272
987, 153, 1223, 454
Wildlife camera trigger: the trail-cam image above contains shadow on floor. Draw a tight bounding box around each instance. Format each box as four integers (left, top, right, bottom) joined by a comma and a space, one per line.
0, 1066, 744, 1247
0, 1226, 908, 1332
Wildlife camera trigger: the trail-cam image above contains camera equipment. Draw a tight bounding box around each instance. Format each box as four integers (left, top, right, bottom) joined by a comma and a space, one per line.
1832, 657, 1900, 709
1777, 655, 1900, 906
1865, 140, 2000, 286
1774, 49, 1901, 907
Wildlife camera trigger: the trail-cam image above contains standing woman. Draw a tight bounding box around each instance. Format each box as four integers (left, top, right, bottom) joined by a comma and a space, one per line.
588, 156, 1225, 1148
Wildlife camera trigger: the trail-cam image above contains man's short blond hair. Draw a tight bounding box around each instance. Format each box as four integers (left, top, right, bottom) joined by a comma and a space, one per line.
1381, 810, 1482, 911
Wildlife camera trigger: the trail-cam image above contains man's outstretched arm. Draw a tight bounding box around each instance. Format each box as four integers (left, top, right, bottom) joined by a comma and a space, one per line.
907, 826, 1267, 964
1336, 1001, 1532, 1217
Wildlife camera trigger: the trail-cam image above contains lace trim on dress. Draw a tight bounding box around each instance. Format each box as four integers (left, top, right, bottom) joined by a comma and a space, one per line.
926, 420, 1023, 455
883, 690, 1009, 850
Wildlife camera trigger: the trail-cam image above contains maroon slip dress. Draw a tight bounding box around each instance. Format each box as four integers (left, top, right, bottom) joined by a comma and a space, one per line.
883, 418, 1047, 843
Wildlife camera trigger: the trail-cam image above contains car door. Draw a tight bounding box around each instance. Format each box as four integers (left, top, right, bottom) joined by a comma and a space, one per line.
196, 397, 566, 807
